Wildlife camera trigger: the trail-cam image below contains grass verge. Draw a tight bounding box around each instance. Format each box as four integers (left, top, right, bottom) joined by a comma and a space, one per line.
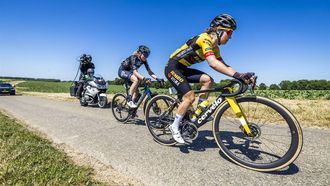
0, 111, 103, 185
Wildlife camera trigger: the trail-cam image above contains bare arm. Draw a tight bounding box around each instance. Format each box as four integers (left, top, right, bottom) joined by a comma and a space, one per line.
144, 62, 157, 80
206, 55, 236, 77
148, 70, 157, 80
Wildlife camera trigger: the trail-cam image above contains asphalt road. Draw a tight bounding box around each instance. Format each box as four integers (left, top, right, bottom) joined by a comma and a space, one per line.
0, 95, 329, 185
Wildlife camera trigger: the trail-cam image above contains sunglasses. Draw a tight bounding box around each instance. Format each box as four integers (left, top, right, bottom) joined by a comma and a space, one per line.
142, 52, 149, 58
216, 29, 234, 38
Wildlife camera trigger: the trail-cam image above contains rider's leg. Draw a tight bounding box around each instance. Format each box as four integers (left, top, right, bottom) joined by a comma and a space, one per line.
118, 68, 135, 102
168, 91, 195, 144
177, 91, 195, 115
76, 79, 84, 98
130, 75, 140, 101
165, 60, 199, 143
133, 89, 141, 103
174, 90, 195, 124
198, 74, 214, 103
126, 75, 139, 108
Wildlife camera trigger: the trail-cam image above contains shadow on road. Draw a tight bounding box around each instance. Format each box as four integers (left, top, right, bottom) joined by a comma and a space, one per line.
77, 101, 111, 109
122, 118, 145, 126
267, 164, 300, 175
218, 150, 300, 175
0, 94, 23, 96
176, 129, 300, 175
179, 130, 218, 153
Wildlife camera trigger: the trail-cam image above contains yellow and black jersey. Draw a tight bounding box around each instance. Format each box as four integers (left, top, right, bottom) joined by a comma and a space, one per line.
169, 33, 222, 66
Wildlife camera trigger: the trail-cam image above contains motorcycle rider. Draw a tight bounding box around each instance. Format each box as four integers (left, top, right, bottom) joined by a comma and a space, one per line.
83, 68, 94, 82
76, 54, 95, 98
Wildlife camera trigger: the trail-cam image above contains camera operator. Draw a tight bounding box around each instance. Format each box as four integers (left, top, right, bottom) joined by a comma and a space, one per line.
76, 54, 95, 98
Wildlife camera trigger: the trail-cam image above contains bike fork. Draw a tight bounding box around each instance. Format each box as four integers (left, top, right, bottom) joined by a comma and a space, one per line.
225, 97, 253, 136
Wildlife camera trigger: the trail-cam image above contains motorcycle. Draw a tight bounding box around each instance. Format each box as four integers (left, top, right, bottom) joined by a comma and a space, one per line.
71, 74, 109, 108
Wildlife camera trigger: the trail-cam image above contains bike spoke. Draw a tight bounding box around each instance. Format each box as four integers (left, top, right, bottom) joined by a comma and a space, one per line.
214, 96, 302, 170
255, 142, 277, 163
260, 136, 290, 148
262, 133, 291, 138
224, 115, 240, 127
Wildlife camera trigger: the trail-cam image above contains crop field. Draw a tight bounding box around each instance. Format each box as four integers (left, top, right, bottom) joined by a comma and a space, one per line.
14, 81, 170, 95
15, 81, 72, 93
254, 90, 330, 100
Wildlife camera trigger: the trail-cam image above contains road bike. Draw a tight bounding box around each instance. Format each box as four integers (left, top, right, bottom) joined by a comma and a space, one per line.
111, 79, 162, 122
144, 79, 303, 172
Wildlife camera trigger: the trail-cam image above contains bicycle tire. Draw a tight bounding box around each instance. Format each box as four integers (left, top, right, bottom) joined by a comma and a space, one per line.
213, 96, 303, 172
98, 95, 108, 108
111, 93, 130, 122
145, 95, 177, 146
143, 96, 153, 116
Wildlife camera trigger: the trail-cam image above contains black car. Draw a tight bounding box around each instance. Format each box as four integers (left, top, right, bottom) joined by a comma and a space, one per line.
0, 83, 16, 95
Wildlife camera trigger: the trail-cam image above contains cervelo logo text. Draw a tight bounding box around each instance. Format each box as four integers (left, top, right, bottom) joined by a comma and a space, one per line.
197, 97, 223, 124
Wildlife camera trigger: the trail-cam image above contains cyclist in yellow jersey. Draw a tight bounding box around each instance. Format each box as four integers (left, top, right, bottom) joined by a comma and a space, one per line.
165, 14, 256, 143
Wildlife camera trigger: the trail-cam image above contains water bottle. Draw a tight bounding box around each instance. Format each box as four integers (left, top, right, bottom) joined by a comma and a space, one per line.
190, 100, 209, 122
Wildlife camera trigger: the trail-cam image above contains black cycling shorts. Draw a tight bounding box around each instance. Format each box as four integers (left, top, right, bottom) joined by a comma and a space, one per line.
164, 59, 208, 96
118, 67, 133, 80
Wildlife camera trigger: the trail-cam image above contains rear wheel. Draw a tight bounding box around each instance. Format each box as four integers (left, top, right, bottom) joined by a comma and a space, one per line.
111, 93, 130, 122
213, 96, 303, 172
145, 95, 177, 145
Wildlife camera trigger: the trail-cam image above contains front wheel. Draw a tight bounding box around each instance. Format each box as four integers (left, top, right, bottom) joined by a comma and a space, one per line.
145, 95, 177, 146
143, 93, 160, 116
111, 93, 130, 122
80, 97, 88, 107
98, 95, 108, 108
213, 96, 303, 172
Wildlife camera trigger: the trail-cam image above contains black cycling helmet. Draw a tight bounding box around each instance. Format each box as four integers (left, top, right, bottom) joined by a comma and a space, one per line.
86, 55, 92, 63
210, 14, 237, 30
80, 54, 92, 64
137, 45, 150, 58
79, 54, 87, 62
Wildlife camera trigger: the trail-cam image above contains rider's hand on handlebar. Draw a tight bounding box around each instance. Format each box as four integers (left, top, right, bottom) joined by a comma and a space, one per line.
156, 78, 163, 82
233, 72, 256, 85
156, 78, 164, 83
143, 77, 152, 84
156, 78, 165, 87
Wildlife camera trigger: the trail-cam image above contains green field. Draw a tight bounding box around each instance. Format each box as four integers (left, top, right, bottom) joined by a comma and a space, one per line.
16, 81, 72, 93
12, 80, 330, 100
0, 112, 102, 185
15, 80, 170, 95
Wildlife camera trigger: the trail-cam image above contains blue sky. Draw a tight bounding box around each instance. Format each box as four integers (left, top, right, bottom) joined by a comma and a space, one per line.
0, 0, 329, 85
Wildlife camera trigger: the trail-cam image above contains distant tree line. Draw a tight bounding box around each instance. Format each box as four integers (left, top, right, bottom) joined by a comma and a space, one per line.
258, 80, 330, 90
110, 78, 330, 90
0, 76, 61, 82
